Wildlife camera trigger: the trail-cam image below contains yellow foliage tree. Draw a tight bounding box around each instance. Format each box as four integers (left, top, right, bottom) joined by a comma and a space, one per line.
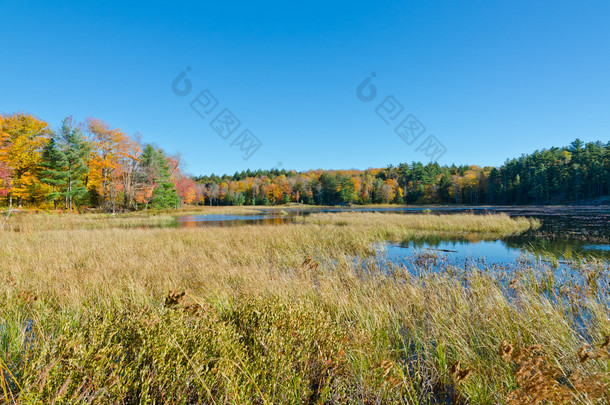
0, 113, 50, 206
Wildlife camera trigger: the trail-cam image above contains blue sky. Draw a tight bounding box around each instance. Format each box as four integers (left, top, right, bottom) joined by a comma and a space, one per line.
1, 0, 609, 176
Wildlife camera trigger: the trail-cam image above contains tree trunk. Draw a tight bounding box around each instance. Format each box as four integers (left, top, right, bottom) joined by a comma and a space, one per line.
69, 175, 73, 210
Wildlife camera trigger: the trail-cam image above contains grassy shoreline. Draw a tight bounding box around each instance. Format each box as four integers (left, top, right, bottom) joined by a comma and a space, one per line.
1, 205, 540, 233
1, 213, 608, 403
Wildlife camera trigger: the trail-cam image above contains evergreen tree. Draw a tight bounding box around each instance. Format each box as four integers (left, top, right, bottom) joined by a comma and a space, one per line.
139, 144, 180, 209
318, 173, 339, 205
438, 173, 452, 203
337, 175, 356, 204
58, 118, 90, 210
40, 137, 67, 209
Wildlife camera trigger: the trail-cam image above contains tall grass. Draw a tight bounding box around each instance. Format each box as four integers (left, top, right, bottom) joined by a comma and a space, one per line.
0, 205, 270, 232
0, 212, 608, 404
297, 212, 539, 241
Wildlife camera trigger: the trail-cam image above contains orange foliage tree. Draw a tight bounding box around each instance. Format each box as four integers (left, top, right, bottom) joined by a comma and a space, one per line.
86, 118, 140, 211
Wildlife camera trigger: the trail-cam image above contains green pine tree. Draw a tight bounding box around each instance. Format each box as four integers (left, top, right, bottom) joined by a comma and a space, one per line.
58, 118, 90, 210
438, 173, 453, 203
140, 144, 180, 209
40, 137, 68, 210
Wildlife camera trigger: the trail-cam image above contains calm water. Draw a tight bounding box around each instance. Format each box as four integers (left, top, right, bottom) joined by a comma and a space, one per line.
378, 240, 602, 269
177, 213, 292, 227
177, 206, 610, 263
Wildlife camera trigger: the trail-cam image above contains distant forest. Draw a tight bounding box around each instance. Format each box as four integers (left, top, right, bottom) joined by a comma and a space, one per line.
194, 139, 610, 206
1, 112, 608, 210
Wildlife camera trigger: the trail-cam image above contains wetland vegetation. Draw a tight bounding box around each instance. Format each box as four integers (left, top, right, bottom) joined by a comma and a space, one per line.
1, 209, 609, 404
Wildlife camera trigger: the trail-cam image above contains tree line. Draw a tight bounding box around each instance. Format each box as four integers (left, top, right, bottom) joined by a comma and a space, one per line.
0, 113, 197, 211
1, 111, 608, 210
195, 139, 609, 206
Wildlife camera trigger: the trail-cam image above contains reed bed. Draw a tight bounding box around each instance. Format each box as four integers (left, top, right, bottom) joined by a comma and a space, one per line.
296, 212, 538, 241
0, 206, 270, 232
0, 212, 608, 404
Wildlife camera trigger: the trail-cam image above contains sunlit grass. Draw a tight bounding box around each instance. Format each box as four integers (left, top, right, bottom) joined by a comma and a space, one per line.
0, 212, 608, 404
0, 206, 271, 232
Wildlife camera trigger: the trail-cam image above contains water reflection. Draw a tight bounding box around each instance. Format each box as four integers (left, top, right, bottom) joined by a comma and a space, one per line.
381, 239, 610, 268
384, 239, 522, 265
176, 206, 610, 262
384, 235, 610, 263
504, 236, 610, 261
177, 214, 293, 228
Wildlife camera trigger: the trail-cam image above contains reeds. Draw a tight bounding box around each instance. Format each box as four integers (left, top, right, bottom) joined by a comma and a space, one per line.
0, 211, 607, 404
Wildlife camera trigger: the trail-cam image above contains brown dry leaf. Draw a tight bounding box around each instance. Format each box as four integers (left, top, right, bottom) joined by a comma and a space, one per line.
164, 290, 185, 307
18, 290, 38, 303
577, 346, 594, 363
183, 302, 205, 315
503, 341, 610, 404
302, 255, 319, 271
450, 361, 473, 383
596, 348, 610, 359
499, 340, 514, 361
380, 360, 393, 379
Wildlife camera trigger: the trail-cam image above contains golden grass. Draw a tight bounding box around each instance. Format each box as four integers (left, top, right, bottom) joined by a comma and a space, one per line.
297, 211, 538, 241
0, 205, 270, 232
0, 212, 607, 404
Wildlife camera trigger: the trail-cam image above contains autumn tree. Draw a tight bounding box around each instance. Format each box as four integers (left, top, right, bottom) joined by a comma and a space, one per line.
0, 113, 50, 207
174, 173, 197, 205
85, 118, 115, 207
0, 162, 11, 198
0, 117, 12, 198
86, 118, 138, 211
117, 135, 141, 210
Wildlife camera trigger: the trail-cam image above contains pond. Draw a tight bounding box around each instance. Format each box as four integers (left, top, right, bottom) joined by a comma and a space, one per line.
177, 206, 610, 263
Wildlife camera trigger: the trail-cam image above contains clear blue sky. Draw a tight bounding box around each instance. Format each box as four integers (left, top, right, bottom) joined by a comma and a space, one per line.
1, 0, 609, 176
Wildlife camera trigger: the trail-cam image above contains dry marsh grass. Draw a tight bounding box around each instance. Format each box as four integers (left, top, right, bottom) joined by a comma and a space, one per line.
297, 211, 539, 241
1, 211, 608, 404
0, 206, 270, 232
